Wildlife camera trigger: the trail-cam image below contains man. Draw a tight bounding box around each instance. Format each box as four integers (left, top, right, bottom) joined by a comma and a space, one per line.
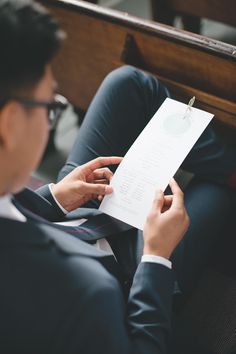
0, 2, 188, 353
0, 1, 234, 354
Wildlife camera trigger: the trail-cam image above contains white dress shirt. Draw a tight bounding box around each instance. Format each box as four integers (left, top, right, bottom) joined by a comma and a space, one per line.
0, 194, 26, 222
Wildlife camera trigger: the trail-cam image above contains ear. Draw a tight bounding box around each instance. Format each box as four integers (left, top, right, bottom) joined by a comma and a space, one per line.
0, 102, 25, 151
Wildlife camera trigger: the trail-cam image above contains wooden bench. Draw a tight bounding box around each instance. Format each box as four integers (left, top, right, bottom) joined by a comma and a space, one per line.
83, 0, 236, 35
151, 0, 236, 34
39, 0, 236, 139
37, 2, 236, 351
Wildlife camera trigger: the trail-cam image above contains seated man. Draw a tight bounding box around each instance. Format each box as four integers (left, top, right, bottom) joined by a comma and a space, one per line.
55, 65, 236, 296
0, 1, 235, 354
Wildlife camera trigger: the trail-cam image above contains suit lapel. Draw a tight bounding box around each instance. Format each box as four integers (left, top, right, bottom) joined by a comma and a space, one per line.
10, 188, 135, 285
0, 217, 123, 280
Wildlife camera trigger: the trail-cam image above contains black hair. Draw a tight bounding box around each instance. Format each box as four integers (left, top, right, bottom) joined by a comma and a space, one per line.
0, 0, 64, 100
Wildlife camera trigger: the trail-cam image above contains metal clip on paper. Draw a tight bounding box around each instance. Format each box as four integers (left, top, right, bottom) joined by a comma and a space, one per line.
183, 96, 195, 119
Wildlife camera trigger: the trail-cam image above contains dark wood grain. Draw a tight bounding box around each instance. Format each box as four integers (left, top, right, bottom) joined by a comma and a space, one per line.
39, 0, 236, 133
151, 0, 236, 32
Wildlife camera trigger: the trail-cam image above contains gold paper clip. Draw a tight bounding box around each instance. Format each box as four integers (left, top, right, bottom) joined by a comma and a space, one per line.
183, 96, 195, 119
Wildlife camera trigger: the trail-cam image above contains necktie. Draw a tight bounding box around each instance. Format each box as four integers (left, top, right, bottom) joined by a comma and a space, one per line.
13, 198, 133, 243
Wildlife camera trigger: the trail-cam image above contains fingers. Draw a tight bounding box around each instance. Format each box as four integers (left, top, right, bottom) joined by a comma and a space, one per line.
168, 178, 184, 209
161, 195, 173, 212
97, 195, 103, 202
82, 156, 123, 175
163, 195, 173, 206
168, 178, 189, 228
151, 191, 174, 214
92, 167, 113, 182
81, 181, 113, 197
94, 179, 109, 185
150, 189, 164, 214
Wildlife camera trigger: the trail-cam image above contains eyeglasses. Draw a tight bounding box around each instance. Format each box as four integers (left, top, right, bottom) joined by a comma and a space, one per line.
0, 94, 68, 129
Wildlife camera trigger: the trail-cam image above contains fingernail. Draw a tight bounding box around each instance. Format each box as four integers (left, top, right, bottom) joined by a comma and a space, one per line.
105, 186, 113, 194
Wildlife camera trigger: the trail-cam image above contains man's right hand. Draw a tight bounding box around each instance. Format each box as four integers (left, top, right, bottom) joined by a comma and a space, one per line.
143, 178, 189, 259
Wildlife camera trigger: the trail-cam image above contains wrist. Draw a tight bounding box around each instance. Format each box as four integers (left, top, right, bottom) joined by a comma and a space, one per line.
141, 255, 172, 269
50, 183, 67, 210
50, 183, 61, 202
143, 246, 171, 260
48, 183, 68, 214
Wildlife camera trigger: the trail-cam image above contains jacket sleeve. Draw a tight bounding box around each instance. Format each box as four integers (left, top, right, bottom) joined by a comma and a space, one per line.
54, 261, 174, 354
127, 262, 174, 353
36, 184, 66, 219
13, 185, 66, 221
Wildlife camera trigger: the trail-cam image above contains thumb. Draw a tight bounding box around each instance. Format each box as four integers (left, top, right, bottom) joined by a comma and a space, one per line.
151, 189, 164, 213
82, 182, 113, 196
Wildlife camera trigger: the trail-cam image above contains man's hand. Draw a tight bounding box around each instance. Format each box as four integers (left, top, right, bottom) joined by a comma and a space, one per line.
143, 178, 189, 259
51, 156, 122, 212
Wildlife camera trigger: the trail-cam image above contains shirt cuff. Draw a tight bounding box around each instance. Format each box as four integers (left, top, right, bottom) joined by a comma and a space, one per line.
141, 255, 172, 269
48, 183, 68, 215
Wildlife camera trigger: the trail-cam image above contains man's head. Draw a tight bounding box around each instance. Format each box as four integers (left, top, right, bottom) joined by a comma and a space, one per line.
0, 0, 64, 195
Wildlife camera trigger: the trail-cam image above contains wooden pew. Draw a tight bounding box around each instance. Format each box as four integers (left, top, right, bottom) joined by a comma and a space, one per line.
39, 0, 236, 139
151, 0, 236, 34
66, 0, 236, 36
37, 1, 236, 352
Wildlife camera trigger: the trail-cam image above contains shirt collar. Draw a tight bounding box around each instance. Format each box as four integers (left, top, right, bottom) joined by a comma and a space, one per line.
0, 194, 26, 222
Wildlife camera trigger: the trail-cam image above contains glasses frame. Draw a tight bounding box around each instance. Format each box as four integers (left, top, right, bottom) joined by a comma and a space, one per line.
0, 94, 68, 129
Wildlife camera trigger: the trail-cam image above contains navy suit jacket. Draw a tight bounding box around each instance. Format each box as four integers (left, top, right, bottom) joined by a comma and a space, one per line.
0, 186, 174, 354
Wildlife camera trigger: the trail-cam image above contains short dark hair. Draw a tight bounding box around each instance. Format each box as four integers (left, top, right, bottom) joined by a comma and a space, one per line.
0, 0, 64, 100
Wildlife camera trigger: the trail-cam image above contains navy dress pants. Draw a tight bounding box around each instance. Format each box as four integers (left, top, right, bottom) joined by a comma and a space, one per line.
58, 65, 235, 296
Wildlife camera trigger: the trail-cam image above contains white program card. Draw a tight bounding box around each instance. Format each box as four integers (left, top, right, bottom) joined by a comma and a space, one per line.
99, 98, 214, 230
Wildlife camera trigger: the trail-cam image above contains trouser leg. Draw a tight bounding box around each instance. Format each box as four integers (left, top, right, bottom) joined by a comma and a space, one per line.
58, 65, 236, 188
58, 65, 169, 181
171, 179, 233, 297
